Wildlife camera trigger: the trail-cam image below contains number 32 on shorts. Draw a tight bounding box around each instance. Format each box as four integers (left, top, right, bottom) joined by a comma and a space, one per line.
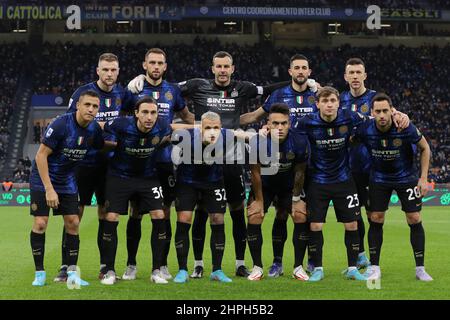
215, 188, 227, 201
347, 193, 360, 208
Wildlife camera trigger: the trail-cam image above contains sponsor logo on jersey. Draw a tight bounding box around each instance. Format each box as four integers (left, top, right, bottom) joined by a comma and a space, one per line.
152, 92, 160, 100
339, 125, 348, 134
152, 136, 160, 145
393, 138, 402, 147
361, 104, 369, 113
296, 96, 303, 104
165, 91, 173, 101
105, 98, 112, 108
381, 139, 388, 147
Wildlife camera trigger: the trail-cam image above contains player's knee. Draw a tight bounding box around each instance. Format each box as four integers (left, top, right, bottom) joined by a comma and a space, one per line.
310, 222, 323, 231
344, 221, 358, 231
105, 212, 119, 222
292, 212, 307, 223
33, 217, 48, 233
150, 210, 165, 220
406, 212, 421, 224
248, 214, 263, 225
64, 215, 80, 232
177, 212, 193, 224
209, 214, 224, 225
370, 212, 385, 224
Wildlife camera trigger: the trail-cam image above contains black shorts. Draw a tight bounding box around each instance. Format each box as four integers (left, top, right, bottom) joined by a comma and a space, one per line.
223, 164, 246, 204
249, 187, 292, 214
352, 172, 370, 211
30, 190, 79, 216
157, 162, 176, 207
76, 164, 107, 206
306, 179, 361, 223
104, 175, 164, 215
368, 181, 422, 213
175, 183, 227, 214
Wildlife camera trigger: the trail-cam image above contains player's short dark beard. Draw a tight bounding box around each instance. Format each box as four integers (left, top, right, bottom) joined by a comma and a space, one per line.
293, 76, 308, 86
147, 71, 162, 82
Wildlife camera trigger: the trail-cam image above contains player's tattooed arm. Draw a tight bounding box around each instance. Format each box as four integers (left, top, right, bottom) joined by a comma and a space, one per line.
292, 162, 307, 217
417, 136, 431, 196
35, 144, 59, 209
176, 107, 195, 124
248, 164, 264, 218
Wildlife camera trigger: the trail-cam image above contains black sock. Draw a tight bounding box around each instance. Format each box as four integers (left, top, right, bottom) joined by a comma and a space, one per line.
151, 219, 167, 271
175, 221, 191, 271
65, 233, 80, 267
345, 230, 360, 267
357, 217, 366, 253
30, 231, 45, 271
192, 208, 208, 261
102, 221, 118, 272
247, 223, 263, 268
162, 218, 172, 266
230, 209, 247, 261
368, 220, 384, 265
309, 230, 323, 268
61, 227, 68, 267
126, 217, 142, 266
409, 222, 425, 266
293, 222, 309, 268
97, 220, 106, 267
272, 218, 287, 264
210, 224, 225, 272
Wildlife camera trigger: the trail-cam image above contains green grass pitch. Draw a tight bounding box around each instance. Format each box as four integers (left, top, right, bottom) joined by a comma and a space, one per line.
0, 206, 449, 300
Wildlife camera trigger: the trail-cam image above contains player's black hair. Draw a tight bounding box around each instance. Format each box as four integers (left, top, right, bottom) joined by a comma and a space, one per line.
371, 92, 393, 109
79, 89, 100, 100
269, 103, 290, 116
135, 96, 158, 111
345, 57, 365, 68
290, 54, 309, 66
212, 51, 233, 65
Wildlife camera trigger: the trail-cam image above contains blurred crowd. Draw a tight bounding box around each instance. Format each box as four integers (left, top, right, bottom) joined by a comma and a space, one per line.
0, 42, 26, 163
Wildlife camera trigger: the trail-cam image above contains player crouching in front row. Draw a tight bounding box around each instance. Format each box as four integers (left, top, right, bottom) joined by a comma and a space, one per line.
353, 93, 433, 281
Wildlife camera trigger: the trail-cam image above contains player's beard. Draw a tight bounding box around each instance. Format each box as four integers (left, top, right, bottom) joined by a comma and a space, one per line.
293, 76, 308, 86
147, 71, 163, 82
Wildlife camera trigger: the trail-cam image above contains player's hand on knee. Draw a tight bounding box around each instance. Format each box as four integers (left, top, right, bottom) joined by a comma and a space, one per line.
127, 74, 145, 93
247, 199, 264, 218
45, 188, 59, 209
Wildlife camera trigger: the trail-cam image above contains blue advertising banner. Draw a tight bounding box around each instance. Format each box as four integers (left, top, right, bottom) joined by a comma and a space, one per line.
31, 95, 65, 107
0, 5, 441, 21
